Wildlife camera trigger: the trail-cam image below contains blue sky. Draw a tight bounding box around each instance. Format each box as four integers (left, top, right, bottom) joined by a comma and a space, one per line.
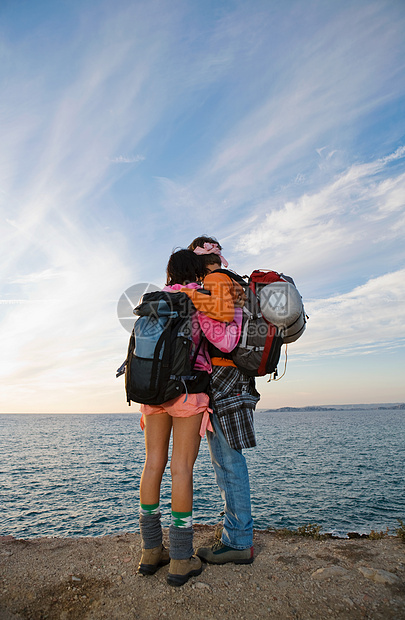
1, 0, 404, 413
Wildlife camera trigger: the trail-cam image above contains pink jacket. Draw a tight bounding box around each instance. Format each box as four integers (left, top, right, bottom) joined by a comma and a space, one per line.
163, 283, 242, 373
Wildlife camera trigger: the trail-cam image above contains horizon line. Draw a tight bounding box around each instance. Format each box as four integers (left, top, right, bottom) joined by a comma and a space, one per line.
1, 401, 404, 415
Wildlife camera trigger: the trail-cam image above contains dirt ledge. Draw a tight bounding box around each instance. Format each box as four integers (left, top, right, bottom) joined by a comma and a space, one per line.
1, 526, 404, 619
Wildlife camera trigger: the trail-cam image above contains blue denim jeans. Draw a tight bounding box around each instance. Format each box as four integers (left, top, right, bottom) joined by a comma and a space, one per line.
206, 412, 253, 549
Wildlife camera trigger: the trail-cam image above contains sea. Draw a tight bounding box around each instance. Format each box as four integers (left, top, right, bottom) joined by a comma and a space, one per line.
1, 409, 404, 539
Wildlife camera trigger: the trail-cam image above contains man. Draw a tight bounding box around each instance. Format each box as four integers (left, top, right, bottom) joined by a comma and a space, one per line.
188, 236, 260, 564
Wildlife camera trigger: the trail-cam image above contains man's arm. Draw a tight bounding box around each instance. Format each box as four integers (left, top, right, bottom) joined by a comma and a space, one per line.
180, 273, 235, 322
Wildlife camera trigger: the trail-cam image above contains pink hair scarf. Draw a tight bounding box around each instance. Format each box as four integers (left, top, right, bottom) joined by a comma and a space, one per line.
193, 242, 229, 268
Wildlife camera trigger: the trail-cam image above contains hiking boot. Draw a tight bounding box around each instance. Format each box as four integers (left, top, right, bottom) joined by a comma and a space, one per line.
196, 540, 254, 564
166, 555, 202, 587
138, 544, 170, 575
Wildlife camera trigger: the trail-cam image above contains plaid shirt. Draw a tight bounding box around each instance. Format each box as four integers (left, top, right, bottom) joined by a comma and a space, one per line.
209, 365, 260, 450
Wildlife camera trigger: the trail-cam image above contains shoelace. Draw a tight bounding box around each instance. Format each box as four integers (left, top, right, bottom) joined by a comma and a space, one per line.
211, 540, 227, 551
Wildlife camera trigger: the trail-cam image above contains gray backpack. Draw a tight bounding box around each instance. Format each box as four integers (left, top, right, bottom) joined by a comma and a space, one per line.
209, 269, 284, 378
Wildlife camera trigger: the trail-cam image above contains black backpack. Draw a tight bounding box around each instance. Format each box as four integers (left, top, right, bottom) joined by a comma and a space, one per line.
116, 291, 209, 406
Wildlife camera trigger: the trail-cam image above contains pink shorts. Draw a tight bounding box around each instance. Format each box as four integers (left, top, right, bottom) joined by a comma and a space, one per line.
140, 393, 213, 437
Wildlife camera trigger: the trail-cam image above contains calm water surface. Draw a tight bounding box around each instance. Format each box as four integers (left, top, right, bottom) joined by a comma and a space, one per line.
0, 410, 404, 538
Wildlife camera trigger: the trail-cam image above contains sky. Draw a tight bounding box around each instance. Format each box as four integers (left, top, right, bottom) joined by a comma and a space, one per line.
1, 0, 405, 413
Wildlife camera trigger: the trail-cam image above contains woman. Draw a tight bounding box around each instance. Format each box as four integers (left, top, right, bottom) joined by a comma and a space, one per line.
138, 249, 242, 587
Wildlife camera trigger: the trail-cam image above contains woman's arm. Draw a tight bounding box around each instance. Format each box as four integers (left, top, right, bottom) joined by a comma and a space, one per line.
197, 307, 242, 353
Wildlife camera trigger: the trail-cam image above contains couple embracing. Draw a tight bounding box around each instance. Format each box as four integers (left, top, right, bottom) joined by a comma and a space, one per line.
137, 235, 260, 587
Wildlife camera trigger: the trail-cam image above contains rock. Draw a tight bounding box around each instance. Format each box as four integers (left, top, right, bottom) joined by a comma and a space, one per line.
358, 567, 400, 585
311, 566, 350, 580
71, 576, 81, 582
194, 582, 210, 590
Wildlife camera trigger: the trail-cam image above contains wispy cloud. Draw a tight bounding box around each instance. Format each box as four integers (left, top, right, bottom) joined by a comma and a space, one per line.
298, 268, 405, 357
110, 155, 145, 164
158, 3, 405, 216
9, 268, 61, 285
0, 1, 202, 412
1, 0, 405, 411
233, 148, 405, 291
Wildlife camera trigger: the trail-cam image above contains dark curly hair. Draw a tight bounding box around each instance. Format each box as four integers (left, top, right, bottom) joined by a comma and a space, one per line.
166, 249, 206, 286
187, 235, 222, 269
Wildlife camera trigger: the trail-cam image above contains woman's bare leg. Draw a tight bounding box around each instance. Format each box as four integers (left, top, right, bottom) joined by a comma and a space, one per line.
170, 414, 203, 512
140, 413, 172, 505
138, 413, 172, 570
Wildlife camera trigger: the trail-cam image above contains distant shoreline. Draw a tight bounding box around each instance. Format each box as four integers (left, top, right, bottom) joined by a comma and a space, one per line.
259, 403, 405, 412
1, 403, 405, 415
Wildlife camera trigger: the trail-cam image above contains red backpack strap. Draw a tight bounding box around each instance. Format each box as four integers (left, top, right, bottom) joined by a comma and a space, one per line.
257, 324, 276, 376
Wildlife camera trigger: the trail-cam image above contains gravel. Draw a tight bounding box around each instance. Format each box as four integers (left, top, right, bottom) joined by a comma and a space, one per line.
1, 525, 404, 619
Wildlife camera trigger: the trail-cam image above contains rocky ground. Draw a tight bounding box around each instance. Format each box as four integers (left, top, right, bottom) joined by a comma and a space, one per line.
0, 526, 404, 620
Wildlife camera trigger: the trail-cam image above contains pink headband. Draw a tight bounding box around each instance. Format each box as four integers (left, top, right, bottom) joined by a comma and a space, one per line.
193, 242, 228, 268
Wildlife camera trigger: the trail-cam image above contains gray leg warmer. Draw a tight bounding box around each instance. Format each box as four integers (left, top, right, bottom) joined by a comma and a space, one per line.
139, 512, 162, 549
169, 525, 194, 560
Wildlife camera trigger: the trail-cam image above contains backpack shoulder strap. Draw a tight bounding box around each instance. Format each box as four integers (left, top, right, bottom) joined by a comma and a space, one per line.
210, 268, 248, 287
